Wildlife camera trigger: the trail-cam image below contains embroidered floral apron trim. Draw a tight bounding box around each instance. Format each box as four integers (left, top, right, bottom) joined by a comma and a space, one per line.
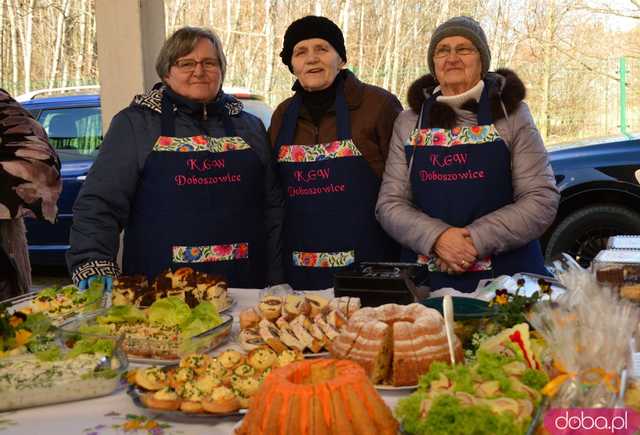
277, 139, 362, 163
153, 135, 251, 152
292, 250, 355, 268
416, 254, 493, 272
408, 125, 501, 147
172, 243, 249, 263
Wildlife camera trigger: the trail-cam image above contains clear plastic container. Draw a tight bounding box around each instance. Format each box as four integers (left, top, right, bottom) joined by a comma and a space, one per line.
607, 235, 640, 250
0, 332, 127, 411
57, 309, 233, 364
592, 249, 640, 301
0, 285, 103, 325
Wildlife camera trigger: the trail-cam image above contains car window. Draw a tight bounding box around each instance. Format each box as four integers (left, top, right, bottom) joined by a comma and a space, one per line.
38, 107, 102, 158
241, 100, 273, 129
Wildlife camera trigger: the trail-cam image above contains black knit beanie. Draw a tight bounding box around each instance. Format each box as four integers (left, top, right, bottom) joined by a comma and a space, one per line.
427, 16, 491, 77
280, 16, 347, 73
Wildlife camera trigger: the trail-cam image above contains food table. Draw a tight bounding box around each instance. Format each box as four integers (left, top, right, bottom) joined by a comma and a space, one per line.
0, 288, 409, 435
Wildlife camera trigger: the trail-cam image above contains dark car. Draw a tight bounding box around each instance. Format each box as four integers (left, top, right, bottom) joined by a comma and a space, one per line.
18, 87, 273, 266
542, 136, 640, 266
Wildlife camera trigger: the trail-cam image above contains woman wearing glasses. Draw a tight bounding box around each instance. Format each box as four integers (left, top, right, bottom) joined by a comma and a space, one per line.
67, 27, 283, 291
269, 16, 402, 290
376, 16, 559, 292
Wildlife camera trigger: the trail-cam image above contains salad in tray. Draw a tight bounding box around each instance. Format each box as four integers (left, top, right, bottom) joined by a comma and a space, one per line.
0, 328, 127, 411
3, 279, 105, 325
60, 296, 231, 361
0, 305, 57, 358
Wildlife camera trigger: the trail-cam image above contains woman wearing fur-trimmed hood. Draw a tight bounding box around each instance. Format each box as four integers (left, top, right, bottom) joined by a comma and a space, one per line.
375, 16, 560, 292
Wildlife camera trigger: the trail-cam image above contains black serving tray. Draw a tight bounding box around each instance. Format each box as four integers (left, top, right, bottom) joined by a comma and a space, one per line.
334, 262, 429, 307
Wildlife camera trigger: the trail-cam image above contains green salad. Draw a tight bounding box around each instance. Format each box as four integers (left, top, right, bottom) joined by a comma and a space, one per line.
396, 346, 548, 435
0, 306, 57, 358
75, 296, 226, 359
32, 280, 104, 318
91, 296, 223, 339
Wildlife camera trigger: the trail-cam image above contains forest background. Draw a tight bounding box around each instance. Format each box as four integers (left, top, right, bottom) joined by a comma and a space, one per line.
0, 0, 639, 145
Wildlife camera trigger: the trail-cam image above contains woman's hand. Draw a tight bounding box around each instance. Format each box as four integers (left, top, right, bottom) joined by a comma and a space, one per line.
433, 227, 478, 274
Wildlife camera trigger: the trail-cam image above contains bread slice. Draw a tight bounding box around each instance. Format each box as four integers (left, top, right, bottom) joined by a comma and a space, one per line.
308, 320, 330, 350
306, 294, 329, 317
258, 319, 287, 353
276, 319, 306, 351
283, 295, 309, 319
290, 315, 321, 352
326, 309, 347, 330
238, 328, 266, 352
314, 314, 339, 345
259, 296, 283, 321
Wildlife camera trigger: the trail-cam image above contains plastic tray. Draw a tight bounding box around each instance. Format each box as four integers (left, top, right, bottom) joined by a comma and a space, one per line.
0, 333, 127, 411
58, 309, 233, 364
1, 287, 102, 325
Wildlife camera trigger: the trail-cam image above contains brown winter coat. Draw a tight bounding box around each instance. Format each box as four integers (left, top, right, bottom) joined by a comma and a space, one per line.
0, 89, 61, 297
268, 69, 402, 177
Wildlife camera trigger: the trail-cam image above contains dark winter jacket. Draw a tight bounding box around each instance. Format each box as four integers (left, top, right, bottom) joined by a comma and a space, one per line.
268, 69, 403, 177
67, 86, 284, 285
376, 69, 560, 259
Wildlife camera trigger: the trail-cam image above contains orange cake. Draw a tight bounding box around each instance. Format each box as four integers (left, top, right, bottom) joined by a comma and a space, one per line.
235, 359, 398, 435
331, 303, 461, 386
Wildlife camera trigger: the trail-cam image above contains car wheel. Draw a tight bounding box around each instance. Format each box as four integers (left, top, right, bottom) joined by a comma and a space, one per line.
544, 204, 640, 267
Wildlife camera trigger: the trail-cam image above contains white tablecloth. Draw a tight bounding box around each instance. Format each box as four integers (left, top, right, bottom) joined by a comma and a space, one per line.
0, 289, 410, 434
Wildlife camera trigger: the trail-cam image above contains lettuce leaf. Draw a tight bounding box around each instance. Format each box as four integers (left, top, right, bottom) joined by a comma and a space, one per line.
396, 390, 429, 435
190, 301, 220, 323
21, 313, 52, 336
61, 285, 77, 297
78, 324, 111, 336
148, 297, 191, 327
35, 347, 62, 362
67, 338, 115, 359
83, 281, 104, 306
522, 368, 549, 390
36, 287, 58, 300
417, 395, 527, 435
98, 305, 145, 324
179, 302, 222, 338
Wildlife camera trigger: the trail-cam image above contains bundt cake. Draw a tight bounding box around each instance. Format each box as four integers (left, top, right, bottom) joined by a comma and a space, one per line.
235, 359, 398, 435
331, 303, 462, 386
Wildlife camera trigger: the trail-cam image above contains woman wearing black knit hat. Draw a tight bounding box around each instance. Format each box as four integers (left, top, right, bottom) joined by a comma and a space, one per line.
376, 16, 560, 293
269, 15, 402, 290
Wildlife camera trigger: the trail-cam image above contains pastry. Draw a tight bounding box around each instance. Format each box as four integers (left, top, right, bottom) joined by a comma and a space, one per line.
258, 319, 287, 353
239, 308, 262, 330
283, 294, 309, 319
202, 386, 240, 413
259, 296, 283, 321
305, 294, 329, 317
239, 328, 266, 351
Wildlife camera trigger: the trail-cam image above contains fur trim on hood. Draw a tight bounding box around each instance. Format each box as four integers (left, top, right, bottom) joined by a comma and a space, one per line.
406, 68, 526, 129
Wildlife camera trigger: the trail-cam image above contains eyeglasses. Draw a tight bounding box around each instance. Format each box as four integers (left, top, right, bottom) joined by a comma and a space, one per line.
173, 58, 219, 72
433, 46, 477, 59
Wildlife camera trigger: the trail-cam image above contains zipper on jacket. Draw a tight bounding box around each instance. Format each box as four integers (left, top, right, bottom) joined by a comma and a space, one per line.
203, 103, 208, 120
313, 125, 319, 143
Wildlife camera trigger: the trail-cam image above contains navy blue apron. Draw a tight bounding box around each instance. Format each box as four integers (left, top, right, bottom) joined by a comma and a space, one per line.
404, 80, 548, 292
122, 92, 267, 287
275, 76, 397, 290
